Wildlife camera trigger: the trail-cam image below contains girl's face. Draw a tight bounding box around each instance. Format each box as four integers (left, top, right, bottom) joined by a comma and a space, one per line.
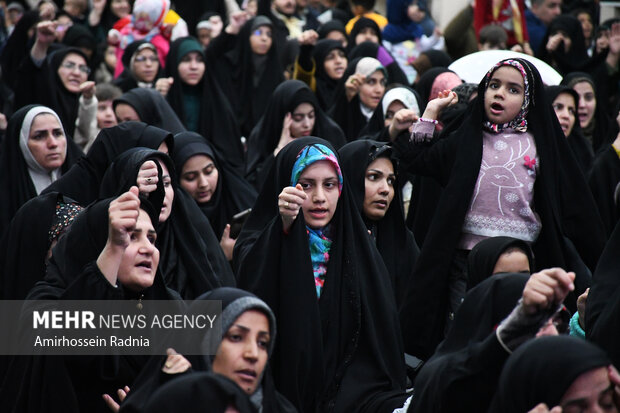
178, 51, 205, 86
159, 161, 174, 223
359, 71, 387, 110
180, 154, 219, 203
355, 27, 379, 45
484, 65, 525, 125
249, 25, 272, 55
326, 30, 347, 48
323, 49, 347, 80
57, 53, 88, 94
28, 113, 67, 171
96, 100, 117, 129
115, 103, 140, 123
110, 0, 131, 19
573, 81, 596, 128
552, 92, 576, 137
298, 160, 340, 229
492, 249, 530, 274
577, 12, 593, 41
132, 48, 159, 83
363, 157, 395, 221
211, 310, 270, 395
289, 103, 316, 138
384, 100, 407, 127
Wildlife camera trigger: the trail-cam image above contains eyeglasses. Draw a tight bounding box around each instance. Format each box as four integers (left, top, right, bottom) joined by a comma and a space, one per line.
134, 55, 159, 64
60, 61, 91, 75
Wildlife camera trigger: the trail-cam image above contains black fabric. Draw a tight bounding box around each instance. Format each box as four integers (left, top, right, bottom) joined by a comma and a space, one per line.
396, 57, 605, 360
99, 147, 235, 299
0, 104, 82, 236
588, 146, 620, 237
1, 195, 181, 413
208, 18, 285, 137
173, 132, 257, 238
411, 273, 528, 413
234, 137, 407, 413
488, 336, 611, 413
114, 88, 186, 133
14, 46, 90, 137
358, 85, 421, 140
414, 67, 451, 112
113, 40, 163, 92
466, 236, 534, 289
317, 20, 347, 40
347, 17, 382, 52
546, 85, 594, 174
246, 80, 346, 189
61, 23, 97, 70
327, 57, 377, 141
0, 10, 38, 88
561, 71, 612, 153
164, 37, 244, 172
313, 39, 346, 111
348, 41, 408, 85
0, 192, 81, 300
537, 14, 594, 76
42, 121, 174, 206
338, 139, 419, 307
143, 373, 256, 413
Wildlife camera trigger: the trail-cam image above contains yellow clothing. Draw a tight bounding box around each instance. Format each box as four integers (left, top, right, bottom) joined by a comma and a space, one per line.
345, 12, 388, 34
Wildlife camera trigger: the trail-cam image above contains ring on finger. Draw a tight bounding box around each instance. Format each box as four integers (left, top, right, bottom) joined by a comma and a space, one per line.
146, 177, 152, 183
284, 201, 289, 208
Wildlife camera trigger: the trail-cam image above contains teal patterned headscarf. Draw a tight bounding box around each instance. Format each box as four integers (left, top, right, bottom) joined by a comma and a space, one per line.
290, 144, 343, 298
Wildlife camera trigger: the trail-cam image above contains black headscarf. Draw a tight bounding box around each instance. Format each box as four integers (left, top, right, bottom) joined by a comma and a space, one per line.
537, 14, 591, 75
0, 10, 39, 87
348, 41, 409, 85
246, 80, 346, 189
234, 137, 407, 412
113, 40, 163, 92
211, 16, 285, 137
414, 67, 453, 113
587, 146, 620, 237
489, 336, 612, 413
0, 105, 82, 236
99, 147, 235, 299
546, 85, 594, 174
42, 121, 174, 206
347, 17, 382, 51
165, 37, 244, 171
397, 58, 605, 359
113, 88, 186, 133
562, 71, 612, 153
313, 39, 346, 111
411, 273, 529, 413
466, 236, 534, 289
317, 20, 347, 40
61, 23, 97, 70
338, 139, 419, 307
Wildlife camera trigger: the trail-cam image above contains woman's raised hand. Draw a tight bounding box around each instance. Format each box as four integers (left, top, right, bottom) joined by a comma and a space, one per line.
136, 160, 158, 194
278, 184, 307, 232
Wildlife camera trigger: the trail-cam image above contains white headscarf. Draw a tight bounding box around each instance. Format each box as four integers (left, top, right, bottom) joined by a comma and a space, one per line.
18, 106, 66, 194
381, 87, 420, 117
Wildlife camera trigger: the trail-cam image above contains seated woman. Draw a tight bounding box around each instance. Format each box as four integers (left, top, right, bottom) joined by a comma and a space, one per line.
466, 236, 534, 289
113, 40, 163, 92
173, 132, 257, 261
358, 85, 421, 141
339, 140, 419, 306
113, 88, 185, 134
0, 105, 81, 235
245, 79, 345, 190
2, 186, 180, 413
328, 57, 388, 141
114, 287, 297, 413
234, 137, 409, 412
489, 336, 619, 412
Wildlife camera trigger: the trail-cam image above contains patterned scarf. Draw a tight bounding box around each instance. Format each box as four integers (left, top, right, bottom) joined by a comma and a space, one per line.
290, 144, 343, 298
482, 59, 531, 133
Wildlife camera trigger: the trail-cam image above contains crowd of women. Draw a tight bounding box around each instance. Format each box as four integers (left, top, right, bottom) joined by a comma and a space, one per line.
1, 0, 620, 411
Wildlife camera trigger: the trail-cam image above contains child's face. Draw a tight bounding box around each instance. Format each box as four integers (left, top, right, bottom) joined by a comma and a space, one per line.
484, 66, 525, 125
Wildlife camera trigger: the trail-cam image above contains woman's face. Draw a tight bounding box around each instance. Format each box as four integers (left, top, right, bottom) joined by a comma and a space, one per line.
354, 27, 379, 45
363, 157, 395, 221
28, 113, 67, 171
115, 103, 140, 123
117, 209, 160, 292
573, 81, 596, 129
249, 25, 272, 55
577, 12, 593, 41
384, 100, 407, 127
559, 366, 618, 413
180, 154, 219, 203
132, 48, 159, 83
484, 66, 525, 125
298, 160, 340, 229
326, 30, 347, 48
552, 92, 577, 137
492, 249, 530, 274
211, 310, 270, 395
178, 51, 205, 86
289, 103, 316, 138
323, 49, 347, 80
57, 52, 88, 94
358, 71, 387, 110
110, 0, 131, 18
158, 161, 175, 223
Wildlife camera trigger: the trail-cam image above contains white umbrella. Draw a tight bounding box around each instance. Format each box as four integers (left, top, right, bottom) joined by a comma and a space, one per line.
448, 50, 563, 86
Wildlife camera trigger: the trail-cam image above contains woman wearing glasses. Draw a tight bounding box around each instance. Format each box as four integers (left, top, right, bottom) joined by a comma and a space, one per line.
15, 20, 92, 137
114, 40, 163, 92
